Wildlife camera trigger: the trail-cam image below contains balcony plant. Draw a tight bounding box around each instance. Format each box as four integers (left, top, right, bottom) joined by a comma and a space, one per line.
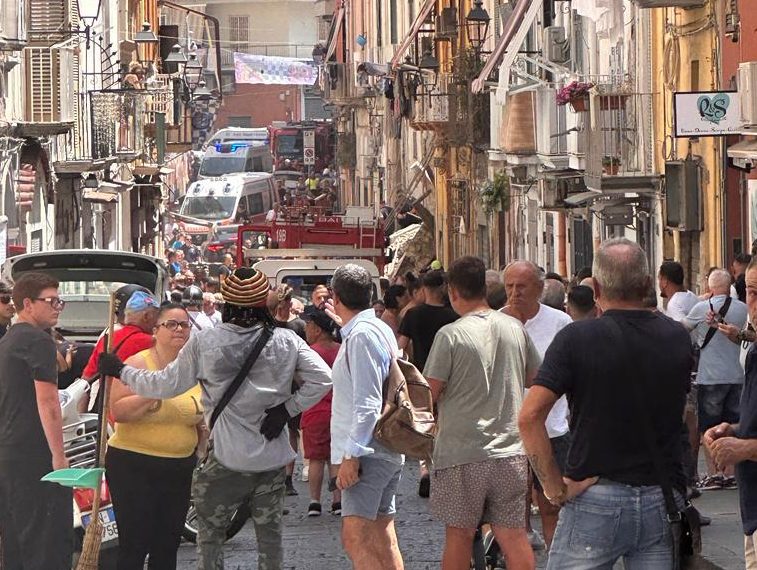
602, 156, 621, 175
556, 81, 594, 112
479, 171, 510, 214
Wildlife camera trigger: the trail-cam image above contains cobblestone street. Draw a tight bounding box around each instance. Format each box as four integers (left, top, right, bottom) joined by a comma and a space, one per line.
176, 460, 746, 570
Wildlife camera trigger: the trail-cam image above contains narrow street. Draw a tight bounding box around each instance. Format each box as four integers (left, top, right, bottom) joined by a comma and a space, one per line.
177, 462, 747, 570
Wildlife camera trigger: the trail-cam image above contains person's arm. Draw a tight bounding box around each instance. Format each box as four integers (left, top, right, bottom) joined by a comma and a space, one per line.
681, 303, 705, 332
424, 330, 452, 405
397, 334, 411, 352
35, 381, 68, 470
710, 433, 757, 469
519, 386, 564, 495
117, 337, 199, 399
283, 340, 333, 417
109, 354, 161, 422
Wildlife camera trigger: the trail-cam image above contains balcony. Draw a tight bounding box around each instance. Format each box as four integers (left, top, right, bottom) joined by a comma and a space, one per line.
411, 74, 455, 132
90, 91, 146, 161
582, 91, 659, 194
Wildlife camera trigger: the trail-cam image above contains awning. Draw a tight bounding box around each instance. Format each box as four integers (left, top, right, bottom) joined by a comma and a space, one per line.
390, 0, 437, 69
471, 0, 542, 94
728, 139, 757, 160
563, 190, 602, 207
82, 189, 119, 203
324, 4, 346, 62
357, 62, 390, 77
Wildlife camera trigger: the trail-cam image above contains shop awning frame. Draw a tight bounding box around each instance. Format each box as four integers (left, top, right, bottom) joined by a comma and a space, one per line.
471, 0, 542, 94
390, 0, 437, 69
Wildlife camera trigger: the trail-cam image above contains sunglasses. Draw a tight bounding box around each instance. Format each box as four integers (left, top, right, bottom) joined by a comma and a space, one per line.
34, 297, 65, 311
0, 295, 11, 305
158, 319, 192, 331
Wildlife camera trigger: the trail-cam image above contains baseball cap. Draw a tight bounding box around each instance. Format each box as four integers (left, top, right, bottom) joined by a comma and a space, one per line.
301, 305, 336, 334
125, 290, 160, 312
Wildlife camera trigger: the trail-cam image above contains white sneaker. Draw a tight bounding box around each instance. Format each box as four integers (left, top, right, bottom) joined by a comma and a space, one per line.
301, 462, 309, 482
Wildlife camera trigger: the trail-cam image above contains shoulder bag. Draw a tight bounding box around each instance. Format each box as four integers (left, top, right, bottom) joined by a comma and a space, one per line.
605, 316, 701, 569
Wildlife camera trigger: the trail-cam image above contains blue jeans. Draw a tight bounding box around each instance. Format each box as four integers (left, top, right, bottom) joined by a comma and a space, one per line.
547, 481, 677, 570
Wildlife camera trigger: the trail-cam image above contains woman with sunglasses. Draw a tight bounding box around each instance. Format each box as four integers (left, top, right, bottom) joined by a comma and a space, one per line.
105, 302, 203, 570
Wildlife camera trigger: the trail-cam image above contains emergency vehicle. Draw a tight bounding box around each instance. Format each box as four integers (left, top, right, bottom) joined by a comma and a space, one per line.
268, 121, 335, 173
198, 141, 272, 179
174, 173, 277, 245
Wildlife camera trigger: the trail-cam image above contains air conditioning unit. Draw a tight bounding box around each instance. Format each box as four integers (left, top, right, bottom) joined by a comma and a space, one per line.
665, 159, 703, 231
738, 61, 757, 127
633, 0, 706, 7
435, 8, 458, 40
543, 27, 568, 64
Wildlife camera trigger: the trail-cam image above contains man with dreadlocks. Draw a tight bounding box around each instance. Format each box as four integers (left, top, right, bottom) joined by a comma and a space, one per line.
98, 267, 333, 569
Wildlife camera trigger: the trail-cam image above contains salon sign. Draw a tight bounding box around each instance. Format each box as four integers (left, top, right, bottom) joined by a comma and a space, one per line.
674, 91, 743, 137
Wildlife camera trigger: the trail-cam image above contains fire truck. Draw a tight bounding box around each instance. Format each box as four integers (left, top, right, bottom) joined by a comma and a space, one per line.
236, 205, 386, 300
268, 121, 335, 173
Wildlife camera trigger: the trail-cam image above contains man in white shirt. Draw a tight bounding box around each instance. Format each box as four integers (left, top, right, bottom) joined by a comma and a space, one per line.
502, 261, 572, 549
658, 261, 699, 321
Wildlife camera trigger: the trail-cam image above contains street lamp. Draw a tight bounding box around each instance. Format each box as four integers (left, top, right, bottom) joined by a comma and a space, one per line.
165, 44, 188, 65
78, 0, 102, 28
418, 46, 439, 91
133, 22, 159, 44
192, 80, 213, 101
183, 51, 203, 89
465, 0, 490, 53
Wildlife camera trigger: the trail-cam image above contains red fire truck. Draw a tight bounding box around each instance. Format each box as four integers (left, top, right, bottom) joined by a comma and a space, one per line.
268, 122, 335, 173
236, 205, 386, 272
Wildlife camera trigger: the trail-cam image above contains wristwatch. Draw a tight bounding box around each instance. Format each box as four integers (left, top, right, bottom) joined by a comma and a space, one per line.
545, 483, 568, 506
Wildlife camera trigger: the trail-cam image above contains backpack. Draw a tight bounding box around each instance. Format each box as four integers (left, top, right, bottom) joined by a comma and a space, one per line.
374, 357, 436, 462
346, 321, 436, 461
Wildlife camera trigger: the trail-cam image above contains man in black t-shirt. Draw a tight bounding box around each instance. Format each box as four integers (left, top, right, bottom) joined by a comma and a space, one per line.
398, 270, 459, 371
398, 270, 458, 498
0, 272, 73, 569
519, 239, 691, 569
706, 259, 757, 564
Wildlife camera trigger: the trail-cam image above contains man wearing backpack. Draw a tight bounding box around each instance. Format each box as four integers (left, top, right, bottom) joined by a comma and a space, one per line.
329, 263, 405, 570
425, 256, 540, 570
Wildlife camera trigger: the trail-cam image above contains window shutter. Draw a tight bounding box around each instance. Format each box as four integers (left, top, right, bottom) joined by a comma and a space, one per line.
25, 47, 62, 122
229, 16, 249, 53
27, 0, 68, 44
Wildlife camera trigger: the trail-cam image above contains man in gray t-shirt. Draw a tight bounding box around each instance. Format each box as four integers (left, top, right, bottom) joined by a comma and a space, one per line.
424, 256, 540, 569
683, 268, 748, 489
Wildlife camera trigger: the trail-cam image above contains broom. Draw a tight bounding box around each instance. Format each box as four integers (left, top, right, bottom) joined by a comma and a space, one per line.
76, 291, 118, 570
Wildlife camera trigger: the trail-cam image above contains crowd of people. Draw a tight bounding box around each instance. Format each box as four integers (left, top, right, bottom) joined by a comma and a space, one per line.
5, 239, 757, 569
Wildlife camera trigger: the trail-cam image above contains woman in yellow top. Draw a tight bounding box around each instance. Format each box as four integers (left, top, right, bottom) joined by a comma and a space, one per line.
104, 302, 203, 570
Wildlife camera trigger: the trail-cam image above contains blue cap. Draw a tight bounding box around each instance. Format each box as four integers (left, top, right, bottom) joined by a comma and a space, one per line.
125, 290, 160, 312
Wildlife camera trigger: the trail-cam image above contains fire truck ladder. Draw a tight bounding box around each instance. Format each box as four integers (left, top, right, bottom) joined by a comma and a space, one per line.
359, 219, 377, 249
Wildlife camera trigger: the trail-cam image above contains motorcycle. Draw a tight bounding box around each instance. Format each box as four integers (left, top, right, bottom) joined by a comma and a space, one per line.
182, 501, 250, 543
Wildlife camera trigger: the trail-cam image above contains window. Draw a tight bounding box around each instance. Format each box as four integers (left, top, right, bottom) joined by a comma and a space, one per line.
376, 0, 383, 47
228, 116, 251, 128
249, 193, 264, 215
229, 16, 249, 53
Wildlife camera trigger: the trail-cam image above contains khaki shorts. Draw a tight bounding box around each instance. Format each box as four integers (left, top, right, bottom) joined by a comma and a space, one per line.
430, 455, 529, 529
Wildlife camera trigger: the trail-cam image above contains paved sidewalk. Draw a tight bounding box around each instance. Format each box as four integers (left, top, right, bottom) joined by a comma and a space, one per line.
176, 462, 746, 569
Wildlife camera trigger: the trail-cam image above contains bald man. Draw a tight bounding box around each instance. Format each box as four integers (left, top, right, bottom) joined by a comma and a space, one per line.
502, 261, 572, 549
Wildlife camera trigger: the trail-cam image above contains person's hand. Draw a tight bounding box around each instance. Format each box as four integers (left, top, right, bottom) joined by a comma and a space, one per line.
260, 402, 290, 440
98, 352, 125, 378
563, 476, 599, 503
336, 457, 360, 490
323, 299, 343, 327
717, 323, 740, 343
711, 437, 750, 469
703, 422, 735, 449
53, 453, 69, 471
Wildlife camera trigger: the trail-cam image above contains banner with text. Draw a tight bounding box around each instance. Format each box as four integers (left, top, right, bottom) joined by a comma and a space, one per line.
234, 53, 318, 86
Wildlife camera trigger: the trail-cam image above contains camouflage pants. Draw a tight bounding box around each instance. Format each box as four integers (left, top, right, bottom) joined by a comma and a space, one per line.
193, 453, 286, 570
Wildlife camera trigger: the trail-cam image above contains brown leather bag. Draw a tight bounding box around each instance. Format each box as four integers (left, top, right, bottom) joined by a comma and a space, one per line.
373, 357, 436, 462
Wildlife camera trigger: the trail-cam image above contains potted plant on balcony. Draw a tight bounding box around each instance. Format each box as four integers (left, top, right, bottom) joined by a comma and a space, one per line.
602, 156, 621, 175
556, 81, 594, 112
479, 171, 511, 214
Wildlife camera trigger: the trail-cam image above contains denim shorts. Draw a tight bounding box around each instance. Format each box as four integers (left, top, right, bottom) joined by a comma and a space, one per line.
548, 481, 680, 570
341, 456, 403, 520
697, 383, 741, 433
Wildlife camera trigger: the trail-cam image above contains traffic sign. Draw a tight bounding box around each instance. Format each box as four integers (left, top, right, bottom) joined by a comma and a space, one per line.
304, 148, 315, 165
303, 129, 315, 165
